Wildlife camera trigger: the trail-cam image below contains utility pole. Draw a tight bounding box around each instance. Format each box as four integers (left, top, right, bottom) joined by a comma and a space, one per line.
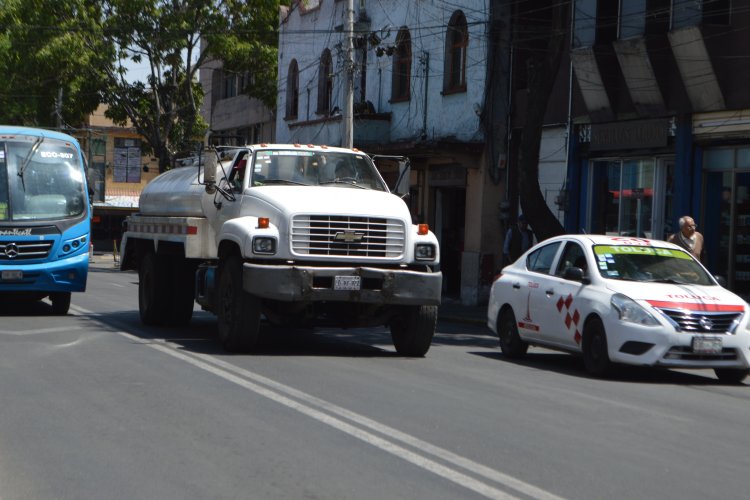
342, 0, 355, 148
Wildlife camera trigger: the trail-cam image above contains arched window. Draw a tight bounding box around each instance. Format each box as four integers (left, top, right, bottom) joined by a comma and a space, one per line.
444, 11, 468, 93
316, 49, 333, 115
391, 28, 411, 102
286, 59, 299, 119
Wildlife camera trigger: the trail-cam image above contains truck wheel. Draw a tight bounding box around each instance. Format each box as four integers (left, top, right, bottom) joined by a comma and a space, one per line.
166, 260, 195, 326
139, 252, 169, 325
217, 255, 260, 352
390, 305, 437, 357
50, 292, 71, 315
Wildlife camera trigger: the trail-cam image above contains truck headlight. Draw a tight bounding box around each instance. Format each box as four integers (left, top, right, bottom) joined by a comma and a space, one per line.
252, 237, 276, 255
415, 243, 436, 261
611, 293, 659, 326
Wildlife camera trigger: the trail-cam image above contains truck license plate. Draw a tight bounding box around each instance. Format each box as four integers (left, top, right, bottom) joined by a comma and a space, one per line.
334, 276, 361, 291
1, 270, 22, 281
692, 336, 722, 355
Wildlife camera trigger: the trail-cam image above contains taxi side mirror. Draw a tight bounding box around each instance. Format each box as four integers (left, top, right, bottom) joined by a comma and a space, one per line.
564, 267, 590, 285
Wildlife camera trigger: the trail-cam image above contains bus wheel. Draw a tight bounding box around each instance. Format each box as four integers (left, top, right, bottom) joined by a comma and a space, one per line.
50, 292, 71, 315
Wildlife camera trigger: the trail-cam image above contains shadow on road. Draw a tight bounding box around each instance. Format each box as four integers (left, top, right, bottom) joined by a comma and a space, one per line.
471, 349, 745, 386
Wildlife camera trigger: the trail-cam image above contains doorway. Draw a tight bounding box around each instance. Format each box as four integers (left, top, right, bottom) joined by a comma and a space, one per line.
434, 187, 466, 297
703, 170, 750, 296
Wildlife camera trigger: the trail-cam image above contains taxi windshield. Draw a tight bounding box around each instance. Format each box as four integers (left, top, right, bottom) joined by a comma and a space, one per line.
250, 149, 387, 191
0, 137, 86, 221
593, 244, 714, 285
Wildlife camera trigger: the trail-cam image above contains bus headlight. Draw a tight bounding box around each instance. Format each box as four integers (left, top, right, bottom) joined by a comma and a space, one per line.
252, 237, 276, 255
415, 243, 436, 261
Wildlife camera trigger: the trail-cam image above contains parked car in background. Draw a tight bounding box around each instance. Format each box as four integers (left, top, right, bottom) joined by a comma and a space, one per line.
487, 234, 750, 383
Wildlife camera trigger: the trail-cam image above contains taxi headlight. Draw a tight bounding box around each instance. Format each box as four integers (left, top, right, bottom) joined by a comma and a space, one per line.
252, 237, 276, 255
611, 293, 660, 326
415, 243, 436, 261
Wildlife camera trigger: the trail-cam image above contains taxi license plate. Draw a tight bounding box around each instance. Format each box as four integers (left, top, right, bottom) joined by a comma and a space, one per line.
1, 270, 22, 281
334, 276, 361, 291
692, 336, 723, 355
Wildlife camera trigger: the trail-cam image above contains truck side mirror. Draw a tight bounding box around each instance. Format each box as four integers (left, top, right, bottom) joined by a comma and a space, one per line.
393, 159, 410, 196
202, 147, 217, 194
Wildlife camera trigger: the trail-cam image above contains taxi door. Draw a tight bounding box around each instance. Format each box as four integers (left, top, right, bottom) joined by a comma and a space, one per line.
515, 242, 563, 342
534, 242, 589, 350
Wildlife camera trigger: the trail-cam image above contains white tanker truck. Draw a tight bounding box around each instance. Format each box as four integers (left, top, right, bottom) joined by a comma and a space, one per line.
119, 144, 442, 355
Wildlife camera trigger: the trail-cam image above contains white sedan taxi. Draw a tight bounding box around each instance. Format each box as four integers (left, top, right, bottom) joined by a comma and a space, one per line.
487, 234, 750, 383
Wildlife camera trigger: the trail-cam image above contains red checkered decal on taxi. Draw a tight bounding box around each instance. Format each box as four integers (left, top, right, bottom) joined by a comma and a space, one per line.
557, 294, 582, 344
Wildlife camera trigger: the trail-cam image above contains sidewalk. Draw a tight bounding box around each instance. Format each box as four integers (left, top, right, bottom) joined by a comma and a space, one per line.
437, 298, 488, 325
89, 252, 488, 325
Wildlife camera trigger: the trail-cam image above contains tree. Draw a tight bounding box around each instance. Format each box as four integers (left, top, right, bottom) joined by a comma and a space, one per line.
512, 0, 569, 241
96, 0, 283, 172
0, 0, 110, 127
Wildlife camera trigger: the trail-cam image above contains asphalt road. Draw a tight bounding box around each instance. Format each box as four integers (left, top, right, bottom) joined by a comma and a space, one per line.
0, 262, 748, 499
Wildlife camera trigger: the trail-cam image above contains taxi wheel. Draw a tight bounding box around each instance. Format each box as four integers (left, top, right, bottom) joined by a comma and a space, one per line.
498, 309, 528, 358
582, 318, 612, 377
714, 368, 749, 385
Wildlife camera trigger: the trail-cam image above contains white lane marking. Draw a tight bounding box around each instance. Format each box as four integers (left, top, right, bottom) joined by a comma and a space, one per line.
119, 331, 517, 499
75, 306, 564, 500
188, 350, 565, 500
0, 327, 71, 336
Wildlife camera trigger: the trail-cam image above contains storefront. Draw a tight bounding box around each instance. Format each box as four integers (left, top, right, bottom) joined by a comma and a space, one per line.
575, 119, 677, 239
700, 146, 750, 297
693, 110, 750, 298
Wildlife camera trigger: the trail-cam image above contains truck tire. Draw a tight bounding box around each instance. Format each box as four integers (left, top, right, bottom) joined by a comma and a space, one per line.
390, 305, 437, 357
139, 252, 169, 325
165, 260, 195, 326
217, 254, 260, 352
50, 292, 71, 315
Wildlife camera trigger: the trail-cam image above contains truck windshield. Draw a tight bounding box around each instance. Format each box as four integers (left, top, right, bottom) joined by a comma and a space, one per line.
251, 149, 387, 191
0, 137, 86, 221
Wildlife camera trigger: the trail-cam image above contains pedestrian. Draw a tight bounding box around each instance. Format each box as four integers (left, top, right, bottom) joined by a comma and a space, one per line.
667, 215, 705, 262
503, 214, 534, 265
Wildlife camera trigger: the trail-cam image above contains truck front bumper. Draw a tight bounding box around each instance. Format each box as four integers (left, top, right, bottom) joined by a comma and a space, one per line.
243, 263, 442, 306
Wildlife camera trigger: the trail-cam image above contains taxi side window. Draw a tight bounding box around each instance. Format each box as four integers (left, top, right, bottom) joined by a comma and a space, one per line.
526, 242, 560, 274
555, 242, 587, 278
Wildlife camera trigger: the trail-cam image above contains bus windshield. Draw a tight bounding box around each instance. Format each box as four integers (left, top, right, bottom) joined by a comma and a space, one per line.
0, 137, 86, 221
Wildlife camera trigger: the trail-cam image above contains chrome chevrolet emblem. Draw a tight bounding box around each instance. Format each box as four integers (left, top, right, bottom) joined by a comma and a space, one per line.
4, 243, 18, 259
333, 231, 365, 243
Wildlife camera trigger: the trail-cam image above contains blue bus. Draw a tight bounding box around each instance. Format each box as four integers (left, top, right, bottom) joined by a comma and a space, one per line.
0, 126, 91, 314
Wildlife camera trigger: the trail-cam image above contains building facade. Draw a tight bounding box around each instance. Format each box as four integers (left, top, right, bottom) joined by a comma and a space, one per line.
73, 105, 160, 253
521, 0, 750, 298
277, 0, 507, 305
199, 54, 276, 146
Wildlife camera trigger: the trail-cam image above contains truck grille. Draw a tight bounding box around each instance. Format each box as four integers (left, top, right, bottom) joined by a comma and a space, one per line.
656, 308, 742, 334
0, 241, 53, 260
291, 215, 405, 258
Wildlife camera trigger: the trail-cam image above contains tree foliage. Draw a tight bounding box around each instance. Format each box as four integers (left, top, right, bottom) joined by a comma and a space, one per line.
97, 0, 284, 172
0, 0, 109, 127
